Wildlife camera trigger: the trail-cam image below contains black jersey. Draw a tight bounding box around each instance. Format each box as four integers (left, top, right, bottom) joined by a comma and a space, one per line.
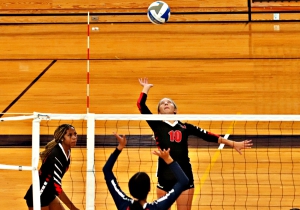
24, 143, 71, 206
137, 92, 220, 182
103, 148, 189, 210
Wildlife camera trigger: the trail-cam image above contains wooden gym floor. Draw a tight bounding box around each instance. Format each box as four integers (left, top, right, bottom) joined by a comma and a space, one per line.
0, 18, 300, 210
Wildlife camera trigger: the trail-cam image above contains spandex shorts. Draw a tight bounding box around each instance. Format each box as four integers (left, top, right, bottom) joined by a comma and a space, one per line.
24, 185, 56, 207
157, 168, 194, 192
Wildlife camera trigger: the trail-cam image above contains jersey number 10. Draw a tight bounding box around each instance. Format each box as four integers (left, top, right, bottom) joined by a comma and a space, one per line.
168, 130, 182, 143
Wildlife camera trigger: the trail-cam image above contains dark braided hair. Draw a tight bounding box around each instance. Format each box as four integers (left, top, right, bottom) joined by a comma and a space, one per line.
40, 124, 74, 161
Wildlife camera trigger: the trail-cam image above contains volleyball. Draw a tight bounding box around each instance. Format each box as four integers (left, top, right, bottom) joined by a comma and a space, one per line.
147, 1, 170, 24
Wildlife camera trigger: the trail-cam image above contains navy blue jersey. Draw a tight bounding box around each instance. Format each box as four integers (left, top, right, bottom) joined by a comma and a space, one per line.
137, 92, 220, 182
103, 148, 189, 210
24, 143, 71, 206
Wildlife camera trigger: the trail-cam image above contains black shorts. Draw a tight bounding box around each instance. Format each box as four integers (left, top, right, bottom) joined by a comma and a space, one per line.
24, 185, 56, 207
157, 168, 194, 192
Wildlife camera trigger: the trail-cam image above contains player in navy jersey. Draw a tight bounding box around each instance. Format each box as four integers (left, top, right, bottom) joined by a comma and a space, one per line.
137, 78, 253, 210
24, 124, 80, 210
103, 132, 189, 210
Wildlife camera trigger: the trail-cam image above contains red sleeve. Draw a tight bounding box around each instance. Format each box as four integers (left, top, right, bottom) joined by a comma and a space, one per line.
185, 123, 219, 143
137, 92, 152, 114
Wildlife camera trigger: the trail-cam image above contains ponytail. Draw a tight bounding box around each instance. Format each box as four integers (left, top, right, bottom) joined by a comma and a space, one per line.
40, 139, 56, 161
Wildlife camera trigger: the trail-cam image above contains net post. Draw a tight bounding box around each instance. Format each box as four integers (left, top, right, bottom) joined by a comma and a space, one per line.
32, 115, 41, 210
86, 113, 95, 210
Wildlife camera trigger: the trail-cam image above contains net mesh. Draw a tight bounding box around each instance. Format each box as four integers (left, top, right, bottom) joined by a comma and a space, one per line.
0, 113, 299, 210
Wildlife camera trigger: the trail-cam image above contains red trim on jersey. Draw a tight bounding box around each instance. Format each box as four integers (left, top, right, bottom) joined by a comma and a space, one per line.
137, 92, 143, 112
208, 131, 220, 138
54, 182, 62, 194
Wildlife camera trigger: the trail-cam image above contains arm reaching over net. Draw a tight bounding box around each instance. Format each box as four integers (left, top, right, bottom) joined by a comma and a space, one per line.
184, 122, 253, 155
218, 137, 253, 155
136, 77, 254, 210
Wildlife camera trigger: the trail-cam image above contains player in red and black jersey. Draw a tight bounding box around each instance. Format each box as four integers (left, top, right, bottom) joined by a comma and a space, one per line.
137, 78, 253, 210
103, 132, 189, 210
24, 124, 80, 210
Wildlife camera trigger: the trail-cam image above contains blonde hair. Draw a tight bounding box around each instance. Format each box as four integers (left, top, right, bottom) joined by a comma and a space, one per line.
40, 124, 74, 161
157, 97, 177, 113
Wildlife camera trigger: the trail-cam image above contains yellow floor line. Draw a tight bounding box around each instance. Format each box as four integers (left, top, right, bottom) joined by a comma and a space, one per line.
196, 119, 237, 193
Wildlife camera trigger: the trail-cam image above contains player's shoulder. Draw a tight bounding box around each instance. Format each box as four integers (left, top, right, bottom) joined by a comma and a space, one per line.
179, 121, 199, 130
48, 144, 65, 159
179, 121, 193, 127
50, 144, 61, 153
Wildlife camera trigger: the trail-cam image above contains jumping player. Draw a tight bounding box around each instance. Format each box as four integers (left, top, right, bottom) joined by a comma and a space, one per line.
103, 132, 189, 210
24, 124, 80, 210
137, 78, 253, 210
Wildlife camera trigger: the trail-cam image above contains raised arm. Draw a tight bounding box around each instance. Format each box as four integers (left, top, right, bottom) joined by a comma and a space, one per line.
137, 78, 154, 115
102, 133, 126, 172
102, 133, 133, 209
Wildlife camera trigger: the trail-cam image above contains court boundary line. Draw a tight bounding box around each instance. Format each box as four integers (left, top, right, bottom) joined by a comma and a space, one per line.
195, 116, 239, 195
0, 60, 57, 118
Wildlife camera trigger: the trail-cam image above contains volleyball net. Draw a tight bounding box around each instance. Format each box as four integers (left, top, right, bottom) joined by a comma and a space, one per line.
0, 113, 299, 210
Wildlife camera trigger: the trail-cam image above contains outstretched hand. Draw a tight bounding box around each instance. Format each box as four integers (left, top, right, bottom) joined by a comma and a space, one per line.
138, 78, 153, 88
233, 140, 253, 155
152, 148, 173, 164
113, 132, 127, 151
